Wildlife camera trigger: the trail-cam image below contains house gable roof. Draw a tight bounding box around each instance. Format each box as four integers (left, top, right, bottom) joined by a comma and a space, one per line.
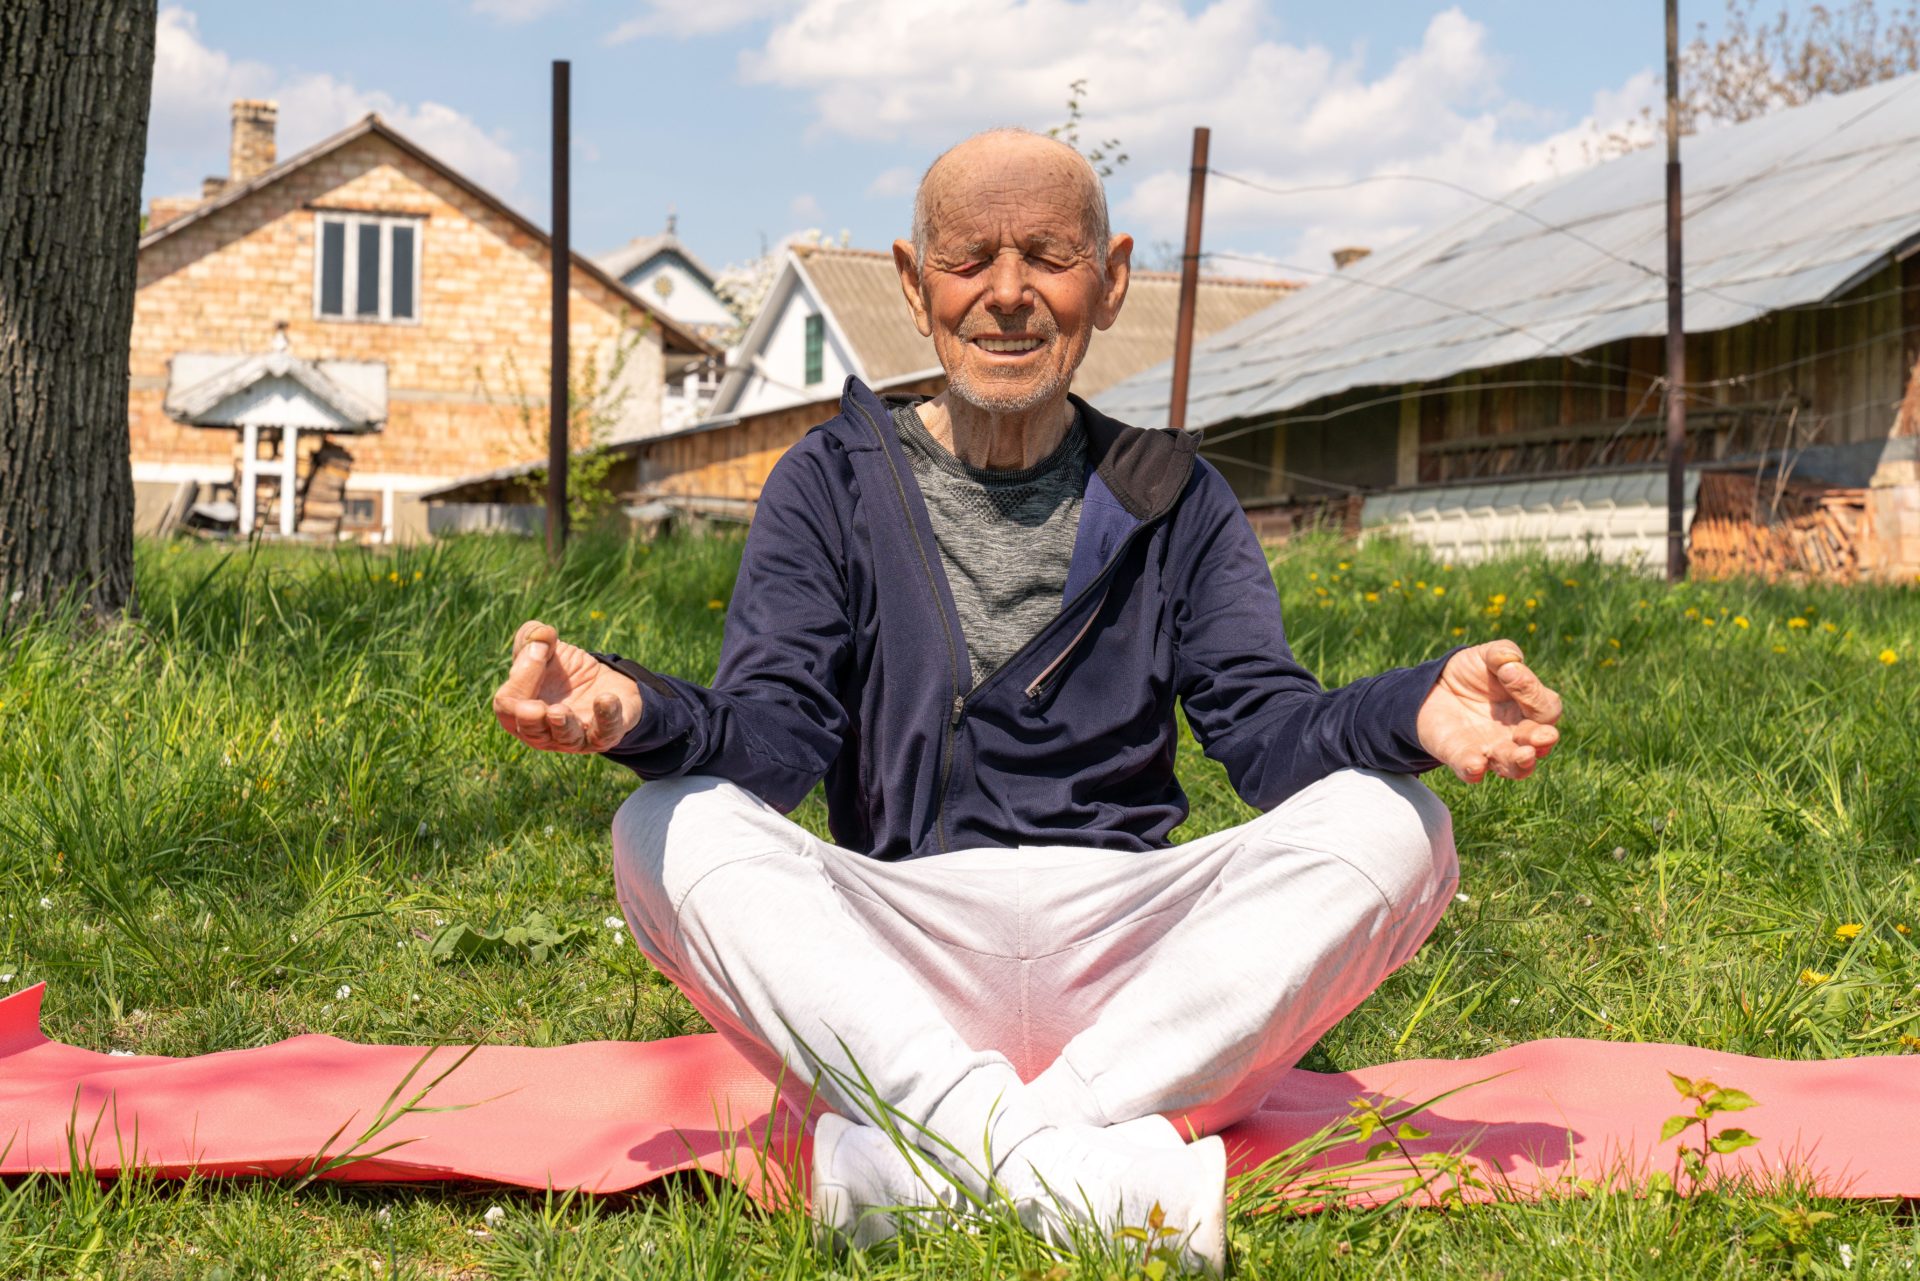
596, 230, 720, 288
138, 114, 716, 358
1096, 71, 1920, 431
166, 345, 386, 430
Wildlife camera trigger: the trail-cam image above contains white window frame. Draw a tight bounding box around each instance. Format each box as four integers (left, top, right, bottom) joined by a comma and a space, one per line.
312, 212, 424, 325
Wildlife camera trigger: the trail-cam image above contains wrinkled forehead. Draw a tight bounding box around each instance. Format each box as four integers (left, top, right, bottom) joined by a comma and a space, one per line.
919, 145, 1102, 251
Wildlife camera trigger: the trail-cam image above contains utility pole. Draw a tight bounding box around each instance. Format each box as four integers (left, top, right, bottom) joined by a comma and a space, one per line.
1664, 0, 1688, 581
548, 58, 571, 561
1168, 126, 1210, 432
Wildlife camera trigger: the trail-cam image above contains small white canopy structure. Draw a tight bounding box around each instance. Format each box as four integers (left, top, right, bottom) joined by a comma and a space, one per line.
164, 331, 387, 535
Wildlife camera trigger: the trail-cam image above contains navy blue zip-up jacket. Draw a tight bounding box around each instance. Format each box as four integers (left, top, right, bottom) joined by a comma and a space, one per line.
599, 377, 1452, 861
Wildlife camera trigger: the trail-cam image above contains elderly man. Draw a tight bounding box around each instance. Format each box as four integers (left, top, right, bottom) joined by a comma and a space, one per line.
492, 128, 1562, 1271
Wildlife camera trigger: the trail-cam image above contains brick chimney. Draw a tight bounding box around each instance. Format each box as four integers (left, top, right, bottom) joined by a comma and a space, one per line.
229, 99, 278, 184
1331, 246, 1372, 270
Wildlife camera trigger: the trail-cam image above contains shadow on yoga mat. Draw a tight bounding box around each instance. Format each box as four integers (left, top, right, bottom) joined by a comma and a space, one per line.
3, 985, 1916, 1206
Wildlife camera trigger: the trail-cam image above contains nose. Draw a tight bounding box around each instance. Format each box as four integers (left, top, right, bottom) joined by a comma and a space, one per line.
983, 251, 1030, 315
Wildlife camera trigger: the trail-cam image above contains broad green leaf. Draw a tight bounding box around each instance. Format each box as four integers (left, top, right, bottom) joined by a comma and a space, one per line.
1660, 1115, 1692, 1142
1709, 1088, 1757, 1112
1666, 1071, 1696, 1097
1709, 1128, 1760, 1153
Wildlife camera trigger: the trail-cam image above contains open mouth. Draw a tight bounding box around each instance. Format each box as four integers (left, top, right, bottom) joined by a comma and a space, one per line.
971, 336, 1046, 355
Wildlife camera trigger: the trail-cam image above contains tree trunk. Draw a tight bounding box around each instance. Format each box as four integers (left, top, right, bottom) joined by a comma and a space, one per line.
0, 0, 154, 627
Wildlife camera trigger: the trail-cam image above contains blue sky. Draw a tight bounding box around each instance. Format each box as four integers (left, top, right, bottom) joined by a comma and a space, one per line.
145, 1, 1800, 278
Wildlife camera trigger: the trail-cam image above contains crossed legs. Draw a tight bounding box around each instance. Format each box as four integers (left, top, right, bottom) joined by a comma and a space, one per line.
610, 769, 1457, 1171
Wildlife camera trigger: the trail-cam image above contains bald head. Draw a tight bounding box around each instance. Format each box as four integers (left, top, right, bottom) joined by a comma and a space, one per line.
910, 128, 1111, 269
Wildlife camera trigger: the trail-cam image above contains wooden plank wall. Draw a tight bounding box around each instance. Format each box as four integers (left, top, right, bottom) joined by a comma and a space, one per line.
633, 375, 946, 511
1204, 257, 1917, 504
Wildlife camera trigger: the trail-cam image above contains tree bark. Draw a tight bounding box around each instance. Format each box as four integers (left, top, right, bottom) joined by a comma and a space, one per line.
0, 0, 154, 627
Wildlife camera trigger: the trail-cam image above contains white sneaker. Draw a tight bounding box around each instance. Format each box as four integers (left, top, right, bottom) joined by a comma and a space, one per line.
809, 1112, 1199, 1254
810, 1112, 963, 1251
1003, 1123, 1229, 1277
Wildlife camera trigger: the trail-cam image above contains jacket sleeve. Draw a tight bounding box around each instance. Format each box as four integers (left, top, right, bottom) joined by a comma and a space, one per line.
593, 442, 852, 811
1169, 464, 1455, 811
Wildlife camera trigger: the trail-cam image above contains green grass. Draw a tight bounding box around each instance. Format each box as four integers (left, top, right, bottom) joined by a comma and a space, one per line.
1, 529, 1917, 1278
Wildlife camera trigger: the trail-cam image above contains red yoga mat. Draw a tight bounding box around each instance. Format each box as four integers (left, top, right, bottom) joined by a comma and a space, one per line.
3, 984, 1916, 1205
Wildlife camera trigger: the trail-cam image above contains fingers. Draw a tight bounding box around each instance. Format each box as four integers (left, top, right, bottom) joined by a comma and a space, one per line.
1494, 656, 1564, 725
513, 619, 558, 660
512, 698, 552, 748
589, 691, 625, 750
546, 702, 587, 750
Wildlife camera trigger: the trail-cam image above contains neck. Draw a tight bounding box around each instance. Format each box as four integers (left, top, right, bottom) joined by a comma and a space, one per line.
916, 390, 1074, 471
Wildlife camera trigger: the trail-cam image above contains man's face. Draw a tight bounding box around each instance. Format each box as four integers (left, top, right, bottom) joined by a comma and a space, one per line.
896, 140, 1131, 414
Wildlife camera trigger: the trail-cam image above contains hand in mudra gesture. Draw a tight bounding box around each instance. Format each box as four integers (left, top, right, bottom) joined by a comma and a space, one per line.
1415, 640, 1563, 783
492, 619, 644, 753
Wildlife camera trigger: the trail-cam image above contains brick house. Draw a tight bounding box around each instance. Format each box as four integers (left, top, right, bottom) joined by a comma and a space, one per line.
132, 100, 712, 541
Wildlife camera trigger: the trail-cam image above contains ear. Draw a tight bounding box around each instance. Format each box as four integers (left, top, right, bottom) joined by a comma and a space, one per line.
1094, 233, 1133, 332
893, 239, 934, 339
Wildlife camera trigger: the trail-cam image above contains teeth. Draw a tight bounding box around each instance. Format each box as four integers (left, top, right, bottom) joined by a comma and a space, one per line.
977, 338, 1042, 353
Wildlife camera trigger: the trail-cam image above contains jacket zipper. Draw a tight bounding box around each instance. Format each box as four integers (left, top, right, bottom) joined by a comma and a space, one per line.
1022, 582, 1114, 700
851, 396, 967, 854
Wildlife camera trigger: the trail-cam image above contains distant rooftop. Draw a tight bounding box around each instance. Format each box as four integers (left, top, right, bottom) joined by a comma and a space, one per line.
1096, 72, 1920, 430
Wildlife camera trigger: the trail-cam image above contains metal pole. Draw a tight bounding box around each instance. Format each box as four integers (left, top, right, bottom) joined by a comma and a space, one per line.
548, 58, 571, 560
1168, 126, 1210, 433
1664, 0, 1687, 581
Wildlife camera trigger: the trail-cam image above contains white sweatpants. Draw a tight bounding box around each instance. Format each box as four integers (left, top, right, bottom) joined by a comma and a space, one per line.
612, 768, 1456, 1175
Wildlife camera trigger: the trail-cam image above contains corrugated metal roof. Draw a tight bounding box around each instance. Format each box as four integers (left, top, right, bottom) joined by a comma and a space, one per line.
793, 245, 1298, 395
1096, 72, 1920, 430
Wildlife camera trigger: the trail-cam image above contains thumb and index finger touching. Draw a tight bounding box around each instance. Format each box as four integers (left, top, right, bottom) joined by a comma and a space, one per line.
498, 619, 558, 701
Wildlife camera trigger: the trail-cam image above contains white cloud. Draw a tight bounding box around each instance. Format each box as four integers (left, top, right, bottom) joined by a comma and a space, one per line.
864, 165, 917, 199
734, 0, 1659, 270
472, 0, 568, 22
605, 0, 799, 42
149, 6, 520, 199
789, 192, 825, 222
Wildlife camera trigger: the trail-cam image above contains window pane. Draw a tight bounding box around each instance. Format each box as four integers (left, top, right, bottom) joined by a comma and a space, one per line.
804, 313, 824, 385
355, 222, 382, 316
318, 220, 346, 315
389, 224, 415, 320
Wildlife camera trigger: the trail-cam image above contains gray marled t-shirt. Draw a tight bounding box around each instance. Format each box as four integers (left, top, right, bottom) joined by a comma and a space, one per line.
891, 402, 1086, 687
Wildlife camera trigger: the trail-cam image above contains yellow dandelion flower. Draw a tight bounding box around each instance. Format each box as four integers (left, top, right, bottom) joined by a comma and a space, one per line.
1635, 599, 1649, 608
1451, 626, 1467, 637
413, 569, 423, 581
1822, 621, 1838, 633
1772, 645, 1788, 653
589, 609, 605, 621
1608, 637, 1621, 649
387, 571, 400, 583
1390, 580, 1402, 590
1433, 585, 1447, 597
1799, 969, 1830, 986
1315, 586, 1329, 597
1880, 649, 1899, 666
1900, 1034, 1920, 1052
1490, 593, 1508, 606
1415, 580, 1427, 590
707, 599, 725, 610
1338, 561, 1350, 571
1307, 572, 1319, 581
1702, 617, 1716, 627
1599, 657, 1617, 668
1684, 607, 1699, 620
1803, 605, 1817, 615
1788, 618, 1809, 629
1895, 923, 1911, 936
1364, 591, 1379, 603
1525, 597, 1538, 609
1526, 622, 1537, 634
1734, 616, 1749, 629
1443, 563, 1454, 572
1563, 577, 1580, 588
1834, 923, 1864, 942
1563, 633, 1574, 643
